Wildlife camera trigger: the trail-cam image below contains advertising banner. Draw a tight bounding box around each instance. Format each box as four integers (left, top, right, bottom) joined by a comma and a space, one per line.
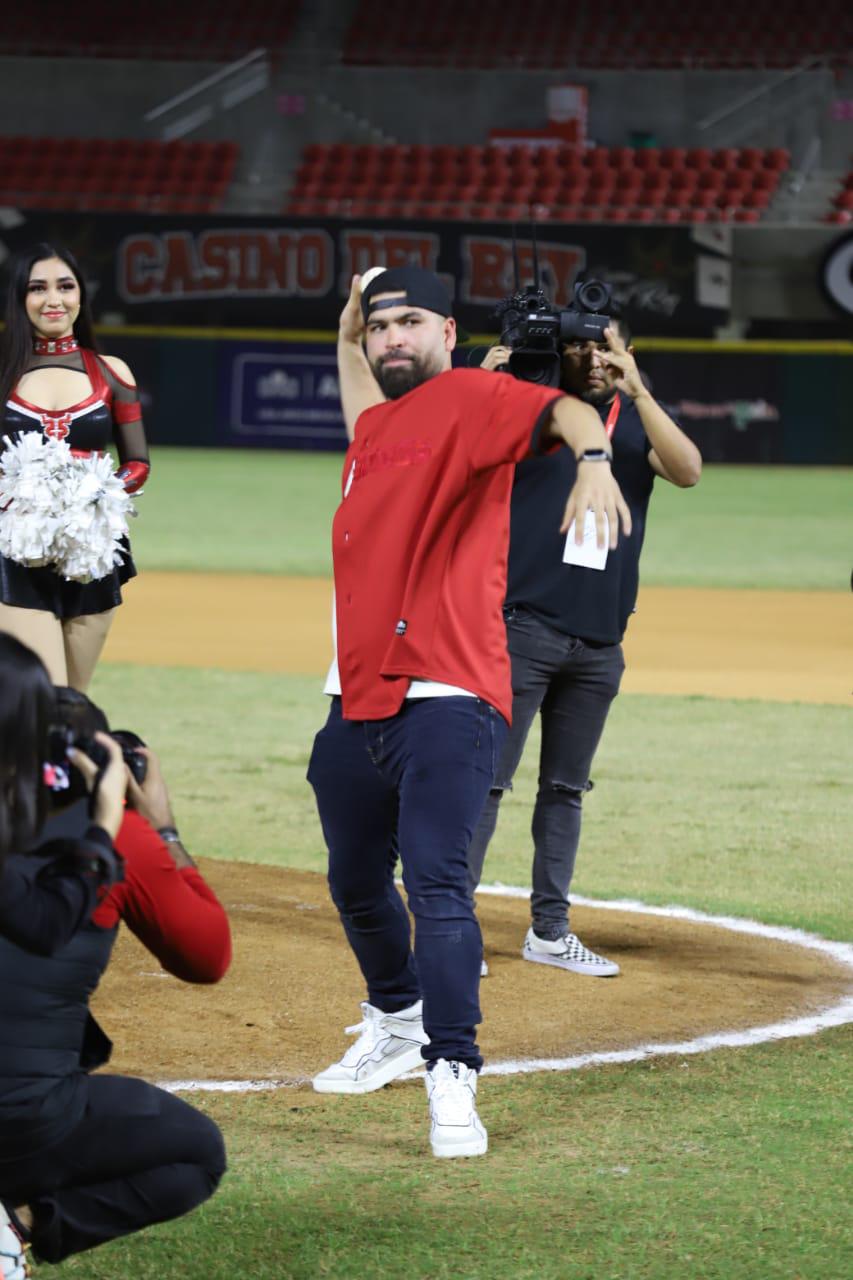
98, 329, 852, 464
0, 210, 727, 337
224, 344, 345, 448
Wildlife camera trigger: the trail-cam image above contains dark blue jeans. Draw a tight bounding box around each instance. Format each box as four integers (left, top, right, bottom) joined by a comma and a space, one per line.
466, 609, 625, 939
307, 696, 508, 1071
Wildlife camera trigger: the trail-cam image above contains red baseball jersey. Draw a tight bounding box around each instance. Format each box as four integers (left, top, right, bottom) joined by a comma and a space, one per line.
333, 367, 564, 722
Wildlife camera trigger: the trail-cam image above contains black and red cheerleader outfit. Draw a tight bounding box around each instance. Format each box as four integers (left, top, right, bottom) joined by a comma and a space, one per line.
0, 334, 150, 617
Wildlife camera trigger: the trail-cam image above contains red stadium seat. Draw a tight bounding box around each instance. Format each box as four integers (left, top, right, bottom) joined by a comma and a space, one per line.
685, 148, 713, 171
764, 148, 791, 171
712, 148, 740, 171
660, 147, 687, 169
738, 147, 765, 170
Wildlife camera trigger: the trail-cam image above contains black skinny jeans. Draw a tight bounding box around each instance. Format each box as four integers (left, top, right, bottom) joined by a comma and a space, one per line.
466, 609, 624, 938
0, 1075, 225, 1264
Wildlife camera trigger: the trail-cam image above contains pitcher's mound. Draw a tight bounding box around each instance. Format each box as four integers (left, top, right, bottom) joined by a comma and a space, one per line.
92, 862, 851, 1085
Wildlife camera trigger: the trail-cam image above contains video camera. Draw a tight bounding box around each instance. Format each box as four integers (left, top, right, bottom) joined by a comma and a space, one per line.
495, 277, 613, 387
44, 688, 148, 805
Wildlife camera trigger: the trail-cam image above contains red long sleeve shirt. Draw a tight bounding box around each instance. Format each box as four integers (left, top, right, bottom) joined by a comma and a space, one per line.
91, 810, 231, 984
334, 368, 563, 722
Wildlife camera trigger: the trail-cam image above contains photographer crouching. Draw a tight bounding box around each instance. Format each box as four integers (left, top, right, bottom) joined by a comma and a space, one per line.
468, 278, 701, 977
0, 680, 230, 1275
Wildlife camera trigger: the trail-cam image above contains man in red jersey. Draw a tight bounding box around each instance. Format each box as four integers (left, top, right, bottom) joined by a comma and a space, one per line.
308, 266, 631, 1158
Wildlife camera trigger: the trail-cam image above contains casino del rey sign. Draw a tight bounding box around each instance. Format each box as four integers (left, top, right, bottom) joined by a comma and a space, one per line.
0, 212, 725, 336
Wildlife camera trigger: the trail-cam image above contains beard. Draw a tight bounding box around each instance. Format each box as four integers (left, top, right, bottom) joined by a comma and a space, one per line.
372, 351, 441, 400
580, 383, 615, 406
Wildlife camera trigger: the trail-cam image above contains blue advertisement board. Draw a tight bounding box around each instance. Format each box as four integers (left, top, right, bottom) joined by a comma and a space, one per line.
221, 342, 347, 450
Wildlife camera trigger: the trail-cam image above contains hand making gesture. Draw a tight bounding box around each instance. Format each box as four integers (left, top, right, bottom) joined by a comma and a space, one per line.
598, 326, 647, 401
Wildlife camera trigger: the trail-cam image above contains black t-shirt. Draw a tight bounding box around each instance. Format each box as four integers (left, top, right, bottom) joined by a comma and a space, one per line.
506, 390, 655, 644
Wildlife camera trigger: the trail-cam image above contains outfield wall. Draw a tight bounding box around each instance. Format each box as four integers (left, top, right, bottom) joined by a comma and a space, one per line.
101, 328, 852, 464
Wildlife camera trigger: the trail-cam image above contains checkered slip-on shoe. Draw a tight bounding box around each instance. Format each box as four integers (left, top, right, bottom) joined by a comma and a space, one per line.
522, 926, 620, 976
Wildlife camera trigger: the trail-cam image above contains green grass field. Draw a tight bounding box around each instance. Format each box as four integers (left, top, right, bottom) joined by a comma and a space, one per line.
54, 453, 852, 1279
129, 450, 852, 590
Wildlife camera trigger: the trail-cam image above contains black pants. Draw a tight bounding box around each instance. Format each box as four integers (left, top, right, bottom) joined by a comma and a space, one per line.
466, 609, 624, 937
0, 1075, 225, 1264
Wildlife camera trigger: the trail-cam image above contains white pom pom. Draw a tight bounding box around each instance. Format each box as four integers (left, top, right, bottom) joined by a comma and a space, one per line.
0, 434, 136, 583
359, 266, 387, 292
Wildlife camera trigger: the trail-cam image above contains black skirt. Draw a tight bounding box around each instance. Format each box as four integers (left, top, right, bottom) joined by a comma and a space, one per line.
0, 539, 136, 618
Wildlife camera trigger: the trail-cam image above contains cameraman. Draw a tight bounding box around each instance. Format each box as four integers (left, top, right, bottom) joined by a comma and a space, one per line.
0, 633, 125, 954
0, 690, 230, 1272
469, 315, 701, 976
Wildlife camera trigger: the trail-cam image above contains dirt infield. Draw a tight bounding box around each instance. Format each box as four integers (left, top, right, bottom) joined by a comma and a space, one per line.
103, 573, 850, 705
93, 574, 850, 1085
93, 862, 851, 1084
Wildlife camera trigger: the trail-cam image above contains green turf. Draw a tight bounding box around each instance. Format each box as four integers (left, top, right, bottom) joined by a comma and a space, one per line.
52, 1029, 852, 1280
131, 449, 338, 576
89, 666, 853, 942
132, 449, 852, 589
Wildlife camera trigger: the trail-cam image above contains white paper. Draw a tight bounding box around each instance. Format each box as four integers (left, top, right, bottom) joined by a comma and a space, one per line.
563, 510, 609, 571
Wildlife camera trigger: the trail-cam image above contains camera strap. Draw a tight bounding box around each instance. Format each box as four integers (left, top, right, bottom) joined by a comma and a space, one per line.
604, 395, 621, 441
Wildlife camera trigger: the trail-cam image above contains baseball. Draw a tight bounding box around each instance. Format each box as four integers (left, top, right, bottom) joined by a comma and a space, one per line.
359, 266, 387, 291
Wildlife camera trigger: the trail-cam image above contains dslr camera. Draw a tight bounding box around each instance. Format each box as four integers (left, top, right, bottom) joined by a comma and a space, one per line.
494, 277, 613, 387
44, 688, 148, 805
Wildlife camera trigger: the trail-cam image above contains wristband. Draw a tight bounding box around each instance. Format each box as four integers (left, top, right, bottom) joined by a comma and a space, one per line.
578, 449, 613, 463
157, 826, 181, 843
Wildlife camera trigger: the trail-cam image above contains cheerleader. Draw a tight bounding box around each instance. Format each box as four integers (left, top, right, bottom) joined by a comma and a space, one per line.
0, 243, 149, 690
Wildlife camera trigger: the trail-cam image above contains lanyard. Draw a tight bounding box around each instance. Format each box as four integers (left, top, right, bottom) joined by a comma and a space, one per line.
604, 394, 621, 441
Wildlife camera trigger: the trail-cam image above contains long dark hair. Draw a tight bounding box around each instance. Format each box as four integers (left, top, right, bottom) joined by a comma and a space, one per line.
0, 242, 99, 407
0, 633, 55, 867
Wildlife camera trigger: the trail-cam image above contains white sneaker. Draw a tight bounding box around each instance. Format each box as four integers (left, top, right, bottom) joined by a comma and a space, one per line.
0, 1205, 29, 1280
480, 958, 489, 977
426, 1058, 487, 1158
312, 1000, 428, 1094
522, 926, 620, 977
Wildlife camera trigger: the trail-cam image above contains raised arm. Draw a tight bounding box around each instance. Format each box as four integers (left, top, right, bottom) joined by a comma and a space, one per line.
601, 327, 702, 487
337, 275, 386, 441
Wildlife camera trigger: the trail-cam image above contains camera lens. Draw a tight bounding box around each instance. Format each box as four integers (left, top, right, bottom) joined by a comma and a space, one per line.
575, 279, 611, 314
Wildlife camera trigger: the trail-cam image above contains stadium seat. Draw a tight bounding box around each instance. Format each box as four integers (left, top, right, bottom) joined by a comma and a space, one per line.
0, 134, 239, 213
341, 0, 852, 69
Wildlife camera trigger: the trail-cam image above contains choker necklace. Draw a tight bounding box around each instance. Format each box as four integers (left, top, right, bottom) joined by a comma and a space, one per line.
34, 335, 79, 355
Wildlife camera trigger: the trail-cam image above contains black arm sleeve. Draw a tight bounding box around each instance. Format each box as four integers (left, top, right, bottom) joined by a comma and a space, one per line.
97, 357, 150, 466
0, 827, 123, 955
114, 419, 150, 467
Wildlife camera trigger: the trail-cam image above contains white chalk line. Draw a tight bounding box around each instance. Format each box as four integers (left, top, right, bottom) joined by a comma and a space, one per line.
160, 888, 853, 1094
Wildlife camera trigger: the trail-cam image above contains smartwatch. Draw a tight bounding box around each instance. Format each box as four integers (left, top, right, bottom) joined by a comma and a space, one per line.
578, 448, 613, 463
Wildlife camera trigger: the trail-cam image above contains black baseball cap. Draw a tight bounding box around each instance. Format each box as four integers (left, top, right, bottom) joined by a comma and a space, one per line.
361, 265, 453, 321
